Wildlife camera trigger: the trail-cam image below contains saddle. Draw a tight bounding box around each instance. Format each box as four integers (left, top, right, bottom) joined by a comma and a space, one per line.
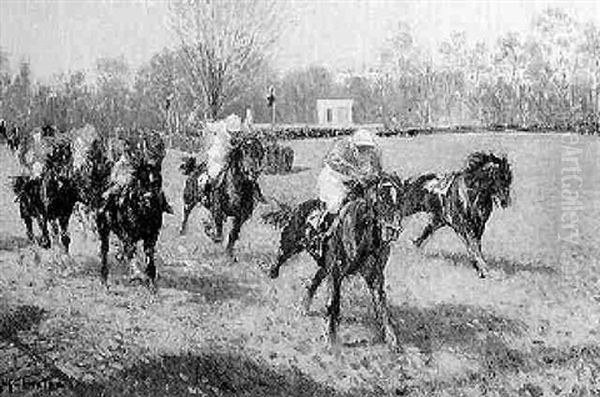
423, 172, 456, 195
424, 172, 470, 212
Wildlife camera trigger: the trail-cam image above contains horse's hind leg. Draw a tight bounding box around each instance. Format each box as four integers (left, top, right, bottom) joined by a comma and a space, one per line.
413, 216, 443, 248
269, 221, 305, 278
179, 201, 197, 235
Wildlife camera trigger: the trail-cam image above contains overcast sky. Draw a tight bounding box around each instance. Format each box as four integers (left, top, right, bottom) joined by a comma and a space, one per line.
1, 0, 599, 82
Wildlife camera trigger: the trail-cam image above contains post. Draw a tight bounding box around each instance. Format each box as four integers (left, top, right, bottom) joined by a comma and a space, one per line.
267, 85, 276, 130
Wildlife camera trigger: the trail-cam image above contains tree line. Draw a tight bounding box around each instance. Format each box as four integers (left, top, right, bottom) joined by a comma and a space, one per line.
0, 4, 598, 138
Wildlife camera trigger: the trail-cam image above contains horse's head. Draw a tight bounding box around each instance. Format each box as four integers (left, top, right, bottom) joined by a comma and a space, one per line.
465, 152, 513, 208
376, 174, 404, 241
231, 137, 264, 181
355, 174, 403, 242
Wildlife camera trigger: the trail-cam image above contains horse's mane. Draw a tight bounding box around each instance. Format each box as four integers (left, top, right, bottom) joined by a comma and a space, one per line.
227, 136, 264, 166
463, 151, 506, 174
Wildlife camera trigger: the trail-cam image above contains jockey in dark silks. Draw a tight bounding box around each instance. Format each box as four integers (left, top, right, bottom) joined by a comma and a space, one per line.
311, 129, 383, 253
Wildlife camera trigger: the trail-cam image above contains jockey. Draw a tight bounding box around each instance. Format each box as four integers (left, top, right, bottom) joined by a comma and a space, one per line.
312, 128, 383, 239
20, 125, 56, 180
102, 139, 136, 203
198, 114, 241, 197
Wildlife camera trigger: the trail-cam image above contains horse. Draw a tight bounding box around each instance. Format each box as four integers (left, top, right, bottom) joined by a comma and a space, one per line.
263, 174, 402, 349
11, 129, 78, 252
180, 137, 265, 258
393, 151, 512, 278
1, 121, 23, 153
95, 134, 169, 289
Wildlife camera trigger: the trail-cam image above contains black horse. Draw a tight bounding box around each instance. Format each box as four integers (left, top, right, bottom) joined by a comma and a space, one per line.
393, 151, 512, 278
11, 130, 78, 252
180, 137, 265, 258
95, 133, 170, 289
264, 175, 402, 349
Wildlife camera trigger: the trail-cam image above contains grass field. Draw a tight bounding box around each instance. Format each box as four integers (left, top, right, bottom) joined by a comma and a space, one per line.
1, 133, 599, 396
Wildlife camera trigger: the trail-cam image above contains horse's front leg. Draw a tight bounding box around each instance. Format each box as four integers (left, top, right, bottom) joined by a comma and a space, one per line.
226, 215, 245, 260
143, 234, 158, 291
362, 249, 399, 351
210, 207, 225, 244
459, 230, 488, 278
303, 265, 327, 314
36, 215, 51, 249
327, 265, 342, 348
58, 214, 71, 254
21, 204, 35, 242
123, 239, 143, 282
97, 217, 110, 286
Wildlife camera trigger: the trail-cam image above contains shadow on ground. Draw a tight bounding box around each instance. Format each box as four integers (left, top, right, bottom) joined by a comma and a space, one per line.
159, 268, 260, 304
424, 251, 557, 276
0, 234, 32, 252
389, 303, 526, 354
0, 304, 46, 338
68, 350, 370, 397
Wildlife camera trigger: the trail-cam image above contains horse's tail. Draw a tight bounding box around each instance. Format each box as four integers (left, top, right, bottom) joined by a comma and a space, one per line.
261, 198, 323, 230
180, 156, 204, 176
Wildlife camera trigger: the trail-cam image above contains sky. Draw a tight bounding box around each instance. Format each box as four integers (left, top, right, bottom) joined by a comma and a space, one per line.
1, 0, 599, 82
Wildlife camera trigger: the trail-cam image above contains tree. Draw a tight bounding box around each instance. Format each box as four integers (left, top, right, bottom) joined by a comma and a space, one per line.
168, 0, 287, 120
94, 56, 133, 134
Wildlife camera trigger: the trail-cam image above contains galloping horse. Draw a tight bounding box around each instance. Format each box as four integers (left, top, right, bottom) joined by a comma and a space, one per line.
264, 174, 402, 349
393, 151, 513, 278
180, 137, 265, 258
12, 127, 78, 252
96, 133, 169, 289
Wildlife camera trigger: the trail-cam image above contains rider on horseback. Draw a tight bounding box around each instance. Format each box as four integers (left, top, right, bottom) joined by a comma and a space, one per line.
312, 128, 383, 253
198, 113, 265, 204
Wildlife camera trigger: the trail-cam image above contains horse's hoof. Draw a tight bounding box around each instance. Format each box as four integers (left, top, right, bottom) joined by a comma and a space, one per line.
478, 270, 487, 279
39, 237, 50, 249
269, 267, 280, 279
179, 228, 186, 236
129, 270, 147, 283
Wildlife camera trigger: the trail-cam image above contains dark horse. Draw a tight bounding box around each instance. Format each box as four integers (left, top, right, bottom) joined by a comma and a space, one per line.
180, 137, 265, 258
393, 151, 512, 278
264, 175, 402, 349
96, 132, 169, 289
11, 127, 78, 252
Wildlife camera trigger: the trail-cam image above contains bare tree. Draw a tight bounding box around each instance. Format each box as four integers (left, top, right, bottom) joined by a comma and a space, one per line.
168, 0, 287, 120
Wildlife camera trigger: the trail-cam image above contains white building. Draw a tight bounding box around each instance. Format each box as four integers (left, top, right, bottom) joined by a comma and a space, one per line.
316, 99, 353, 126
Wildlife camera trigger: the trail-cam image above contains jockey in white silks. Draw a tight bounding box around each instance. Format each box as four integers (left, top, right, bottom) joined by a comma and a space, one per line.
102, 139, 136, 202
198, 114, 242, 195
20, 126, 54, 180
311, 128, 383, 234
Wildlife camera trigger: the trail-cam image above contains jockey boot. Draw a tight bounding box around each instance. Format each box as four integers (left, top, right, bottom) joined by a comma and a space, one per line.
315, 211, 335, 257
